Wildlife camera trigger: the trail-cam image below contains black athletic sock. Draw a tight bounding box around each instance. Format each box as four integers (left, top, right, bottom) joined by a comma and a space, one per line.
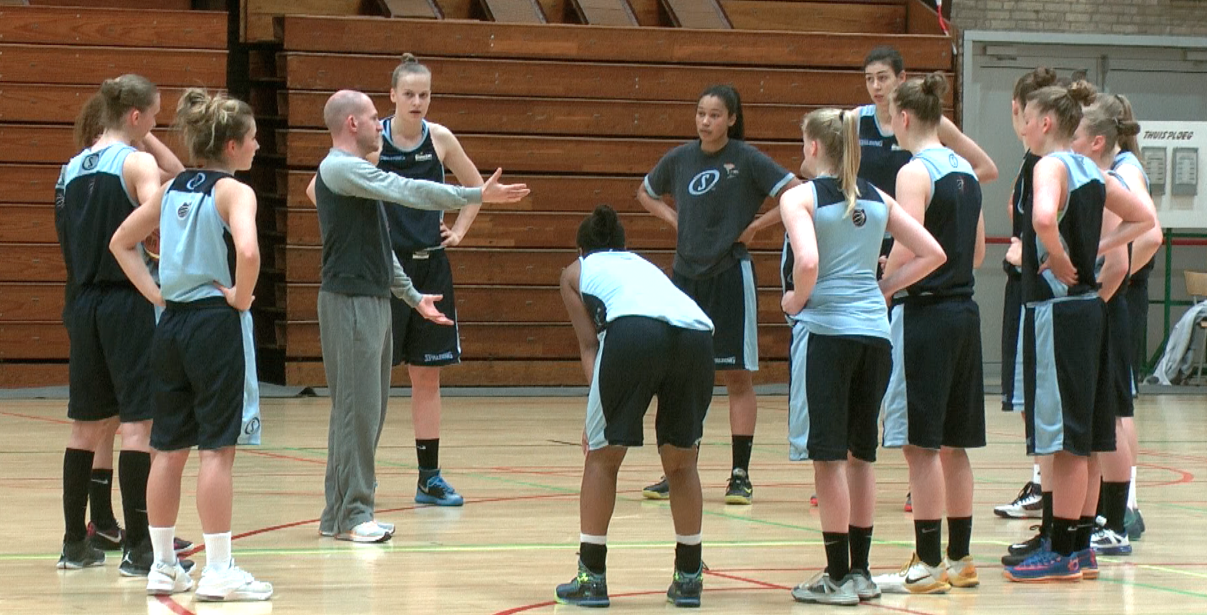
118, 451, 151, 548
848, 525, 873, 574
63, 448, 95, 543
914, 519, 943, 567
731, 435, 753, 473
580, 542, 607, 574
1101, 481, 1130, 535
416, 439, 440, 471
946, 517, 973, 561
675, 542, 703, 574
823, 532, 850, 580
1041, 491, 1054, 539
1051, 517, 1078, 557
1076, 516, 1095, 552
89, 468, 118, 529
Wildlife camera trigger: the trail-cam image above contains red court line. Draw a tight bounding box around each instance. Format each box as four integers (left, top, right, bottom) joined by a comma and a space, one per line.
153, 595, 195, 615
492, 587, 783, 615
240, 449, 327, 466
705, 568, 787, 589
0, 410, 70, 425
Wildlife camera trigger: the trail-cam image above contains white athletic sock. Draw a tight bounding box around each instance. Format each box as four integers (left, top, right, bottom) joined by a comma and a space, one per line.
1128, 466, 1138, 509
580, 533, 607, 545
676, 533, 703, 546
149, 526, 177, 566
204, 532, 232, 572
1031, 464, 1042, 484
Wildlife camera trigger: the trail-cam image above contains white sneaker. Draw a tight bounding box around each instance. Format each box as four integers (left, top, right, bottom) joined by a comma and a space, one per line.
376, 521, 395, 536
335, 520, 391, 543
993, 481, 1044, 519
146, 560, 194, 596
791, 571, 859, 606
1091, 527, 1133, 555
196, 561, 273, 602
872, 553, 951, 594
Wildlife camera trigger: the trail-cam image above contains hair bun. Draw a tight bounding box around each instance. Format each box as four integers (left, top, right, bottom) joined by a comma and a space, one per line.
921, 72, 948, 98
1067, 80, 1098, 106
1034, 67, 1058, 88
401, 52, 418, 64
1117, 119, 1141, 137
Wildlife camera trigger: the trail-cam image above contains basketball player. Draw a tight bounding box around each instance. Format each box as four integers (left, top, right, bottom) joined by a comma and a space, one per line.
844, 45, 996, 513
53, 75, 166, 574
1110, 96, 1160, 541
995, 68, 1059, 525
1070, 95, 1154, 556
68, 90, 193, 560
554, 205, 714, 608
638, 84, 800, 505
379, 53, 486, 505
110, 89, 273, 600
313, 90, 527, 543
873, 73, 986, 594
1003, 82, 1154, 582
780, 108, 946, 605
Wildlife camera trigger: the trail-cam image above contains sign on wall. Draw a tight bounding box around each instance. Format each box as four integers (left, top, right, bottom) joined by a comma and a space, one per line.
1138, 121, 1206, 229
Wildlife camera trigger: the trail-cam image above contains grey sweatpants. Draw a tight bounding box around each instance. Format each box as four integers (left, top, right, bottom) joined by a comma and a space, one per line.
317, 291, 391, 534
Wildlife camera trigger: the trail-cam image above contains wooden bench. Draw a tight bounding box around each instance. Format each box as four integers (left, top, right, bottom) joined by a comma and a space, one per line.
567, 0, 637, 25
0, 205, 55, 243
720, 0, 906, 33
280, 92, 815, 139
0, 85, 188, 125
0, 126, 187, 164
0, 244, 63, 281
282, 359, 791, 387
0, 5, 225, 48
279, 129, 804, 174
478, 0, 548, 22
277, 15, 952, 70
279, 246, 786, 287
0, 44, 227, 87
0, 283, 65, 321
659, 0, 731, 28
278, 320, 789, 359
281, 54, 951, 106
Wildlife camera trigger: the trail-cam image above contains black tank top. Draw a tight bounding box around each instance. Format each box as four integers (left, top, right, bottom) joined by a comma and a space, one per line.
378, 118, 446, 253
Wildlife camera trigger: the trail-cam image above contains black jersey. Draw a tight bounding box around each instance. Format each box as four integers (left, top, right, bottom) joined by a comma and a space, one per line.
379, 118, 446, 253
905, 147, 983, 299
1021, 151, 1107, 303
856, 104, 913, 198
55, 144, 140, 290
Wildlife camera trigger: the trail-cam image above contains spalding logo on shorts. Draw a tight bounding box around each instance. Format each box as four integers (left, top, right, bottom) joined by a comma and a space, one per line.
688, 170, 721, 196
852, 208, 867, 227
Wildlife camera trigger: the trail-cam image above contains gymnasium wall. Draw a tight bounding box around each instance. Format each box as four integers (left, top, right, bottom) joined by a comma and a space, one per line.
952, 0, 1207, 36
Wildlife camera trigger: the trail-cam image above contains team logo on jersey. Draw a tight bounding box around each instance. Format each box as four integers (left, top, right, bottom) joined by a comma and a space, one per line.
956, 177, 966, 193
688, 170, 721, 195
186, 173, 207, 191
724, 163, 740, 179
949, 153, 959, 168
852, 208, 868, 227
82, 153, 100, 171
177, 201, 192, 219
414, 153, 434, 162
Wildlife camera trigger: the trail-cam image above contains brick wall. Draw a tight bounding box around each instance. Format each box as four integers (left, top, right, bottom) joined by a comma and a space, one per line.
952, 0, 1207, 36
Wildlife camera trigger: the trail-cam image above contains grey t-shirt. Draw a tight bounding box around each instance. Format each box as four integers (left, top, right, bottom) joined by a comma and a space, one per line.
644, 140, 794, 279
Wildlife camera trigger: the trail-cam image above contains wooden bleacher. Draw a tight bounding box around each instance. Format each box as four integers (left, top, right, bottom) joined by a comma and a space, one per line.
0, 5, 227, 387
267, 13, 953, 387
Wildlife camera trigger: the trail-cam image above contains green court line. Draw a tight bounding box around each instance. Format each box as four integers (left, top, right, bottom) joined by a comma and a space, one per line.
1095, 575, 1207, 599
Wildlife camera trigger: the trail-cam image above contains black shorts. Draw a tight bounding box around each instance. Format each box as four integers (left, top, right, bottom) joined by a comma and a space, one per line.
1001, 272, 1025, 412
1103, 293, 1134, 419
1022, 296, 1115, 457
1124, 266, 1151, 385
66, 285, 155, 423
788, 326, 892, 463
391, 248, 460, 367
584, 317, 714, 450
882, 298, 986, 450
672, 260, 758, 371
149, 298, 253, 451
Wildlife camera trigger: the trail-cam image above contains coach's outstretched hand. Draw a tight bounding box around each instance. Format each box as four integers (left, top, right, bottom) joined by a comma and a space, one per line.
417, 294, 455, 326
481, 168, 529, 203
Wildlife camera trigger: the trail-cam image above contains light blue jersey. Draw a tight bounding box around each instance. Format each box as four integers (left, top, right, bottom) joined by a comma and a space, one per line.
782, 176, 891, 340
579, 251, 713, 334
